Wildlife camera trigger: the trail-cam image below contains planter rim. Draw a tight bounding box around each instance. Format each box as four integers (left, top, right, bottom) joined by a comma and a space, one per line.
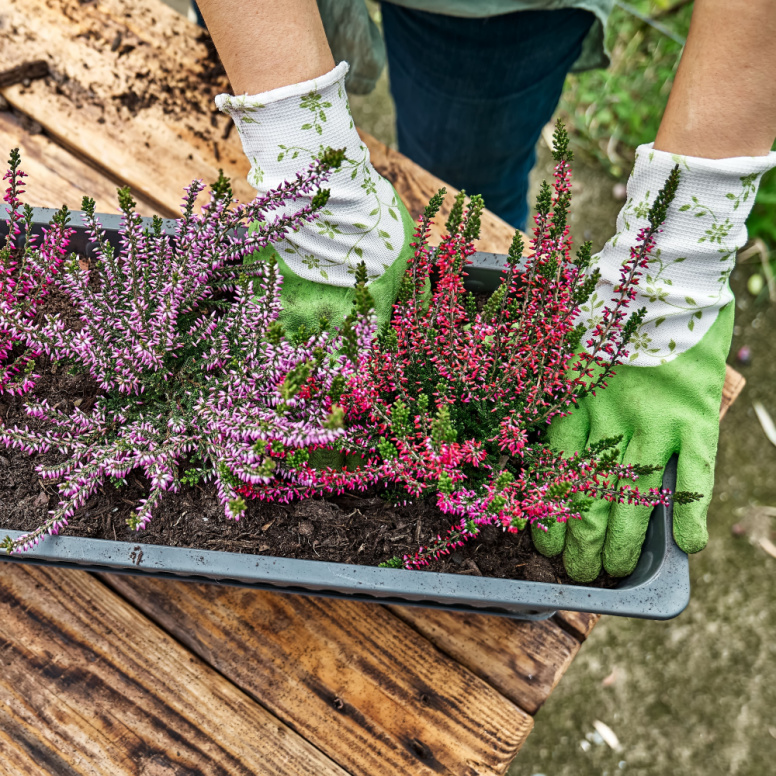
0, 208, 691, 621
0, 491, 689, 620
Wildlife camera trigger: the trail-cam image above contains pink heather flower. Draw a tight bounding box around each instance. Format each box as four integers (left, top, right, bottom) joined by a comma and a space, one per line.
0, 149, 376, 554
0, 149, 73, 397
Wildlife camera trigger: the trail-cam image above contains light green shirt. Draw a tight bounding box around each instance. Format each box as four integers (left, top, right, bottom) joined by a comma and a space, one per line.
383, 0, 614, 71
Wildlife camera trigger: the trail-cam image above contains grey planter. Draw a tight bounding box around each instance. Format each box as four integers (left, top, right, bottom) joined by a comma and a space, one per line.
0, 208, 690, 621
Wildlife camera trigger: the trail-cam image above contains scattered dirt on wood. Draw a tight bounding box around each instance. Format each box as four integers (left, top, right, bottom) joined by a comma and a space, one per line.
4, 9, 232, 145
0, 288, 618, 589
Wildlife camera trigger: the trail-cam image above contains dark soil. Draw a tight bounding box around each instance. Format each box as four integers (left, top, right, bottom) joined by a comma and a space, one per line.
0, 286, 620, 588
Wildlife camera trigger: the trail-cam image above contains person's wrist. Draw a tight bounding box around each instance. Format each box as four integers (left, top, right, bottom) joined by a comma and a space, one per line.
216, 61, 349, 114
195, 0, 335, 95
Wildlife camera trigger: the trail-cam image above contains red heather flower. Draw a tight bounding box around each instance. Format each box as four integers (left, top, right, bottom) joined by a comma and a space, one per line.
0, 149, 73, 397
240, 121, 677, 571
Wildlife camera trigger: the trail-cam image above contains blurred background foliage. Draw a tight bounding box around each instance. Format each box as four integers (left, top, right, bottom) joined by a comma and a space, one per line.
560, 0, 776, 259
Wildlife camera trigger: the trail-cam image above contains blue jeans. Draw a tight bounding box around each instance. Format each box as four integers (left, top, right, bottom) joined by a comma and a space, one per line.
381, 4, 594, 230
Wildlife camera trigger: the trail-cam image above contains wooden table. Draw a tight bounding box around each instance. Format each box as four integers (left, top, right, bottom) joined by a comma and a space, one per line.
0, 1, 745, 773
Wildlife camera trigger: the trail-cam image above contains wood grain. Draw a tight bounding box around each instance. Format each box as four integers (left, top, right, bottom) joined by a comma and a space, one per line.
0, 565, 349, 776
101, 575, 533, 776
721, 363, 745, 420
387, 607, 581, 714
0, 0, 520, 252
0, 111, 157, 215
0, 0, 249, 218
553, 611, 601, 641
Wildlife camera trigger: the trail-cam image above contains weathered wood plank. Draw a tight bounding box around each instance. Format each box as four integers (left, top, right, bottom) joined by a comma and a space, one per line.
553, 611, 601, 641
0, 564, 350, 776
100, 575, 533, 776
0, 0, 244, 218
0, 111, 157, 215
387, 607, 581, 714
0, 0, 518, 251
721, 363, 744, 420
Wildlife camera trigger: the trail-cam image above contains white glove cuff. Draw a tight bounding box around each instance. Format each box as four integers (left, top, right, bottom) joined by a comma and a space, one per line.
215, 61, 349, 114
582, 144, 776, 365
215, 62, 406, 288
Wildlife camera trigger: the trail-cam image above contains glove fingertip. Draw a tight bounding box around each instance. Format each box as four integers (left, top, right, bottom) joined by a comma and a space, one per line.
562, 547, 602, 583
674, 446, 714, 555
673, 505, 709, 554
531, 520, 566, 557
602, 544, 641, 577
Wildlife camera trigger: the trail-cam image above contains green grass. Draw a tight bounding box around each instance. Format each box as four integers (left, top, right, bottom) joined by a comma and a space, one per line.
560, 0, 775, 255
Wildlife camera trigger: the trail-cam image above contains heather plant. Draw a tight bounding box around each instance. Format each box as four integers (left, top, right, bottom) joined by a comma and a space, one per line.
0, 149, 72, 396
242, 122, 690, 569
0, 149, 365, 554
0, 124, 695, 574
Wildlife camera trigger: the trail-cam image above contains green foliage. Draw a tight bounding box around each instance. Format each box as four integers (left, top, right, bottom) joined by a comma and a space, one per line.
311, 188, 331, 210
117, 186, 137, 213
437, 471, 455, 495
673, 489, 703, 505
210, 168, 233, 201
507, 231, 524, 267
323, 404, 345, 430
180, 469, 202, 487
280, 361, 311, 401
560, 0, 690, 178
424, 187, 446, 219
620, 306, 648, 349
287, 448, 310, 467
430, 404, 457, 445
317, 146, 346, 170
445, 190, 466, 234
562, 1, 774, 251
649, 165, 680, 226
378, 556, 404, 568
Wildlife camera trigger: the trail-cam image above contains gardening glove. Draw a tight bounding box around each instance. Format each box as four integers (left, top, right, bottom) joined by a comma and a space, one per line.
533, 144, 776, 582
216, 61, 414, 337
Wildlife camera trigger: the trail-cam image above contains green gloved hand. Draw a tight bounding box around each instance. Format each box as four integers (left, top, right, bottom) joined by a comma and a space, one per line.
533, 144, 776, 582
216, 61, 414, 336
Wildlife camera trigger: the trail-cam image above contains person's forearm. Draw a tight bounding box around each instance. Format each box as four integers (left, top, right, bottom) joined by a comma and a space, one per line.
195, 0, 334, 94
655, 0, 776, 158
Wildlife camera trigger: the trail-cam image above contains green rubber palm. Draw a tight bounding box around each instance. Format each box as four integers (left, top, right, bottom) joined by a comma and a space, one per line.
532, 302, 733, 582
269, 185, 416, 336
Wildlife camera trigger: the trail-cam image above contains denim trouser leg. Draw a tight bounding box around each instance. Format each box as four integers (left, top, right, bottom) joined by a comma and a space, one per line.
381, 5, 595, 230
